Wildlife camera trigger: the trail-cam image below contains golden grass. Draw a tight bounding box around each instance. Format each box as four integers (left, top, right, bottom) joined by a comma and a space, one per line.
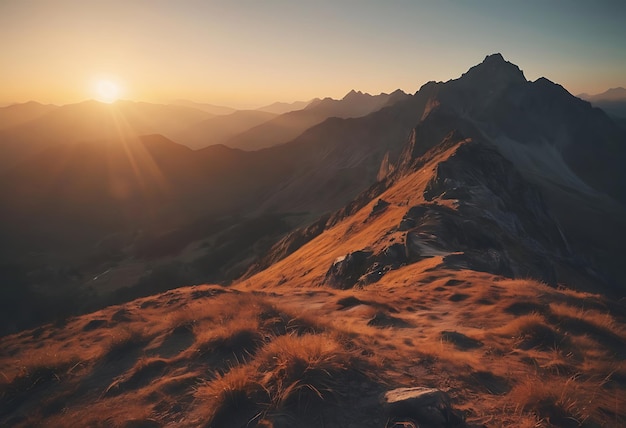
507, 373, 624, 426
257, 333, 353, 406
195, 332, 360, 426
549, 302, 625, 337
1, 276, 623, 428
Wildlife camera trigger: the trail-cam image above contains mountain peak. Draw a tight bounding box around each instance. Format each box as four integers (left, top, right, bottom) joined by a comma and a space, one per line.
482, 52, 506, 64
459, 53, 527, 88
342, 89, 368, 101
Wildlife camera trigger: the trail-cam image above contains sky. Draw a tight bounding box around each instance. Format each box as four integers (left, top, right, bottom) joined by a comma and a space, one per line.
1, 0, 625, 108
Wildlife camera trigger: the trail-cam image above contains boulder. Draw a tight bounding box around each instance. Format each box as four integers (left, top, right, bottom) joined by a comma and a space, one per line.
324, 250, 373, 289
381, 387, 464, 427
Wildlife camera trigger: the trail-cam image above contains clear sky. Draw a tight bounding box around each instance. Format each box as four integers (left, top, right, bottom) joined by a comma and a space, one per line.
1, 0, 624, 107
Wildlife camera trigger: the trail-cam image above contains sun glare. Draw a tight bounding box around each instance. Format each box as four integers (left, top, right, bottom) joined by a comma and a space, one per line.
95, 79, 121, 103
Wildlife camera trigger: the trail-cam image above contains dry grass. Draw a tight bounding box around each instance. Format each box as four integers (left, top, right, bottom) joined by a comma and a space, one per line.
492, 313, 569, 351
507, 374, 624, 426
258, 333, 353, 408
1, 274, 624, 428
196, 365, 268, 428
195, 332, 362, 427
548, 303, 619, 332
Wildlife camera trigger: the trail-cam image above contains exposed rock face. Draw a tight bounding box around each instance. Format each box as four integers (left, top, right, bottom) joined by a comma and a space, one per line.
382, 387, 465, 427
370, 198, 391, 216
324, 250, 373, 289
324, 240, 412, 289
419, 139, 567, 284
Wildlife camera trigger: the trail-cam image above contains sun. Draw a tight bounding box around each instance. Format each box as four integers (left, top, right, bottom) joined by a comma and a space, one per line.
95, 79, 121, 103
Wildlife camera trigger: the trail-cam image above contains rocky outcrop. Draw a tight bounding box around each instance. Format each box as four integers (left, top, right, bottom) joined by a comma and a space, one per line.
324, 250, 374, 289
324, 242, 410, 289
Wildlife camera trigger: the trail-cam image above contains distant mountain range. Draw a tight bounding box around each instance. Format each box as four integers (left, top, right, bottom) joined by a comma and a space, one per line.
578, 87, 626, 122
224, 89, 411, 151
0, 100, 212, 169
0, 90, 411, 160
256, 99, 311, 114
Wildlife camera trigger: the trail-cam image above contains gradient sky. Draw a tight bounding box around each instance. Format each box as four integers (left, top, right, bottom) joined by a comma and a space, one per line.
1, 0, 624, 107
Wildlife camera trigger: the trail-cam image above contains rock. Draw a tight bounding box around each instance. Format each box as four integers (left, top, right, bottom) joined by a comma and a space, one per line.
405, 231, 423, 260
358, 262, 388, 285
370, 198, 391, 216
382, 387, 464, 427
398, 205, 428, 231
398, 218, 416, 231
324, 250, 373, 289
380, 243, 408, 268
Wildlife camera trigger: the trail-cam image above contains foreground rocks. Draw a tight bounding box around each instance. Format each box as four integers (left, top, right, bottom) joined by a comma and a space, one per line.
382, 387, 465, 428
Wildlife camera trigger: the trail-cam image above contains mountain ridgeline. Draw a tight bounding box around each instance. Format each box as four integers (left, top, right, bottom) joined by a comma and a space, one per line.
1, 54, 625, 335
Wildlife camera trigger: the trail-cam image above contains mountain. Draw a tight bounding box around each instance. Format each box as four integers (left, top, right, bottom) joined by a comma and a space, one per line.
1, 54, 625, 427
581, 87, 626, 102
173, 110, 277, 150
0, 100, 212, 170
578, 87, 626, 118
224, 89, 411, 150
170, 99, 237, 116
256, 99, 311, 114
248, 53, 626, 293
0, 101, 58, 130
